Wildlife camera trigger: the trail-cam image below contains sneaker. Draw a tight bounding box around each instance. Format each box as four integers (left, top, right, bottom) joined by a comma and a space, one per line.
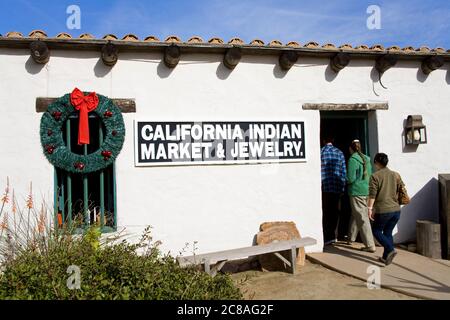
360, 246, 377, 253
378, 257, 386, 264
324, 239, 337, 246
384, 250, 397, 265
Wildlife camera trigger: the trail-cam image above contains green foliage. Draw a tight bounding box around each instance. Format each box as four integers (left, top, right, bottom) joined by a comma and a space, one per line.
84, 225, 101, 250
0, 227, 242, 300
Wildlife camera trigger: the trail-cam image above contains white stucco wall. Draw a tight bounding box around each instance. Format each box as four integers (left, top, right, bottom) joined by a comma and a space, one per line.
0, 48, 449, 255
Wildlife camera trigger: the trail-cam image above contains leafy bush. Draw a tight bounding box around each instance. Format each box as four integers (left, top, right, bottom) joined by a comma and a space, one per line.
0, 226, 242, 300
0, 180, 242, 300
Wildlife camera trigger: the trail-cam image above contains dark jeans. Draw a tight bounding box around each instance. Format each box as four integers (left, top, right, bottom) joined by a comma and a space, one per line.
337, 193, 351, 241
322, 192, 341, 243
372, 211, 401, 259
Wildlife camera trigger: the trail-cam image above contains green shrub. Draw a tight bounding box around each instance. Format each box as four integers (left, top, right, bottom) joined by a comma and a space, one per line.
0, 226, 242, 300
0, 180, 242, 300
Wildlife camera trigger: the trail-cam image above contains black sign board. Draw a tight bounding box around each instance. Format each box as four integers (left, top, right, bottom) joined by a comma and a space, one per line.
134, 121, 306, 166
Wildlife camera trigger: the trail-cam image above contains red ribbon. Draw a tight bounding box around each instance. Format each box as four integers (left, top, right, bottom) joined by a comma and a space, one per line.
70, 88, 99, 145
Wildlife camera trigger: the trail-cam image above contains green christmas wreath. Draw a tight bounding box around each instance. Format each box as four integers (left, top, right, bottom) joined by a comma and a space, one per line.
40, 90, 125, 174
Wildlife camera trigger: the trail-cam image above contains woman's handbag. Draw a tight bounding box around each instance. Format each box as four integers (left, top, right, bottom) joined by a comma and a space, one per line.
396, 173, 410, 205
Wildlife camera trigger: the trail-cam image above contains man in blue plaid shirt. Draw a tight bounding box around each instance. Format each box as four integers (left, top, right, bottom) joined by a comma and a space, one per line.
321, 135, 346, 245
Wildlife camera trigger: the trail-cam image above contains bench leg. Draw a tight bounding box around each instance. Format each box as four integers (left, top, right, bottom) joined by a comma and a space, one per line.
210, 260, 227, 277
204, 260, 211, 275
273, 252, 292, 267
290, 246, 297, 274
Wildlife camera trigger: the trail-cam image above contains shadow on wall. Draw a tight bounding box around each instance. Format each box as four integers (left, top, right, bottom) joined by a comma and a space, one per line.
394, 178, 439, 243
94, 58, 112, 78
25, 55, 45, 74
273, 63, 288, 79
157, 59, 174, 78
324, 64, 338, 82
369, 67, 383, 97
416, 68, 429, 83
216, 61, 232, 80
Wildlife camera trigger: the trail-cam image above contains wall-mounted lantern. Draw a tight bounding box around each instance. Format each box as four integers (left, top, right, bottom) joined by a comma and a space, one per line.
405, 115, 427, 145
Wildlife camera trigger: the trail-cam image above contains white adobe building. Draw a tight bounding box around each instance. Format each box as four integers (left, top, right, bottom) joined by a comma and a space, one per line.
0, 30, 449, 255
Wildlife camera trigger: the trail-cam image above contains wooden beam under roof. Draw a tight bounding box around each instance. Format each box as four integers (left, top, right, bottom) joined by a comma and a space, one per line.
36, 97, 136, 113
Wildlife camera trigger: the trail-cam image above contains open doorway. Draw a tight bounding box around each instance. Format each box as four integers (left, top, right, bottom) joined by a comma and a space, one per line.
320, 111, 372, 241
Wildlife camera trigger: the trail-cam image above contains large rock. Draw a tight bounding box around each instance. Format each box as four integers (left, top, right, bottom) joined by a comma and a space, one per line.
256, 221, 306, 272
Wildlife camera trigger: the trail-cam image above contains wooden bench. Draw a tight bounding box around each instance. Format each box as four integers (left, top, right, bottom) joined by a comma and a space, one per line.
176, 237, 317, 276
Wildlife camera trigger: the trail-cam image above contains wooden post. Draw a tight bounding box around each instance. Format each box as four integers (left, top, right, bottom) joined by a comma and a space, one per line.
330, 52, 350, 73
416, 220, 441, 259
223, 47, 242, 70
164, 44, 181, 68
290, 246, 297, 274
439, 174, 450, 259
279, 51, 298, 71
375, 54, 397, 73
101, 42, 118, 66
30, 40, 50, 64
421, 56, 444, 75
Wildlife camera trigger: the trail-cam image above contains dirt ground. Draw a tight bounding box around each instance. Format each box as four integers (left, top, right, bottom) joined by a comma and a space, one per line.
231, 260, 417, 300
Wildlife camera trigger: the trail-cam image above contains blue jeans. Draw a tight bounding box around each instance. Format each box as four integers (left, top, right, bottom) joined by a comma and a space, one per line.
372, 211, 400, 259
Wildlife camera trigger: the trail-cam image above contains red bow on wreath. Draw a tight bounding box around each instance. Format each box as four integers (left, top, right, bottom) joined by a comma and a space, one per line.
70, 88, 99, 145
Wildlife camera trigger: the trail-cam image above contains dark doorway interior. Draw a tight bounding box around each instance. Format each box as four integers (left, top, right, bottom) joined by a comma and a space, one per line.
320, 111, 370, 241
320, 111, 369, 159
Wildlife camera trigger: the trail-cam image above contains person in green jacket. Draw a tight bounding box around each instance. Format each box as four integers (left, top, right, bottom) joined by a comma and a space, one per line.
346, 140, 376, 252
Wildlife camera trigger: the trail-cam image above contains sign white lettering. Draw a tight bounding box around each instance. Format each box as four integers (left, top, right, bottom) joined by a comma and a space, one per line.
134, 121, 306, 166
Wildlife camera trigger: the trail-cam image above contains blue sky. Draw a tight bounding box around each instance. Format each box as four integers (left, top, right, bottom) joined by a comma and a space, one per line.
1, 0, 449, 48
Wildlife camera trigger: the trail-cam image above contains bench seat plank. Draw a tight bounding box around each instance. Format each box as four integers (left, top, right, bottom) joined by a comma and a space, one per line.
177, 237, 316, 267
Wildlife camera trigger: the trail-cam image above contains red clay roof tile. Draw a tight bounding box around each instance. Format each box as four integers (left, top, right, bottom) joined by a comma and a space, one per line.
370, 44, 384, 51
304, 41, 319, 48
6, 31, 23, 38
249, 39, 264, 46
269, 40, 282, 46
29, 30, 47, 38
322, 43, 336, 49
416, 46, 430, 52
103, 34, 118, 40
187, 36, 203, 43
339, 44, 353, 49
56, 32, 72, 39
387, 45, 401, 51
165, 35, 182, 43
144, 35, 160, 42
1, 30, 448, 57
208, 37, 224, 44
228, 37, 244, 45
122, 34, 139, 41
286, 41, 300, 47
79, 33, 95, 39
355, 45, 369, 50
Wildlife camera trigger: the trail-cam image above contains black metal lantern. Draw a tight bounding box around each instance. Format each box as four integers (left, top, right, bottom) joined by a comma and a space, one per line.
405, 115, 427, 145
